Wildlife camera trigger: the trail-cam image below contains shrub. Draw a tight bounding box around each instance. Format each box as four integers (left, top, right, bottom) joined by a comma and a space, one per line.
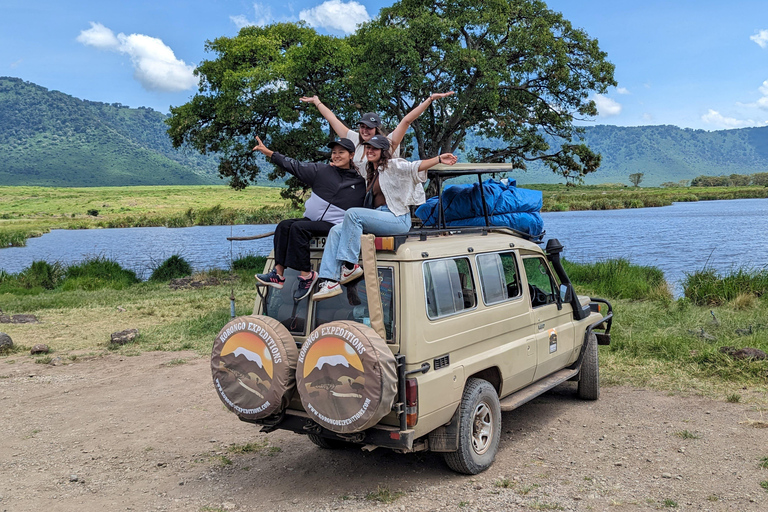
18, 261, 65, 290
150, 255, 193, 281
232, 254, 268, 272
564, 257, 671, 301
62, 256, 140, 291
87, 209, 99, 217
683, 267, 768, 306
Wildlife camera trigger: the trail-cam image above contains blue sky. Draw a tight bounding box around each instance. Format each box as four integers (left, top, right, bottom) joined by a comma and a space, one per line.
2, 0, 767, 130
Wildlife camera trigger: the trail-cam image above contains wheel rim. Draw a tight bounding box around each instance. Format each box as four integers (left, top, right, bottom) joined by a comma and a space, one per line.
471, 401, 493, 455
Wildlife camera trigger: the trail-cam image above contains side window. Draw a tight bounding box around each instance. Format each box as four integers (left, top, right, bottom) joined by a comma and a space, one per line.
313, 268, 395, 341
522, 257, 557, 308
476, 252, 521, 305
424, 258, 476, 319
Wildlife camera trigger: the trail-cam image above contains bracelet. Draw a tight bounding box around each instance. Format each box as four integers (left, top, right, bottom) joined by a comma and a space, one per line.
438, 155, 442, 164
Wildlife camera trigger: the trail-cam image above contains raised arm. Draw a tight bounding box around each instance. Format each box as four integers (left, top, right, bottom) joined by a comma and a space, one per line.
253, 136, 321, 186
389, 91, 455, 151
300, 96, 349, 139
418, 153, 458, 172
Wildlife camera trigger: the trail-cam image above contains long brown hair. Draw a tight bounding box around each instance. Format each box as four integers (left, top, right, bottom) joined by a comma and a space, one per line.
365, 147, 392, 188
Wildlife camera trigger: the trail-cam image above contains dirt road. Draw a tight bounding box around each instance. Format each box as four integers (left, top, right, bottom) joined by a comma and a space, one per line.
1, 352, 766, 511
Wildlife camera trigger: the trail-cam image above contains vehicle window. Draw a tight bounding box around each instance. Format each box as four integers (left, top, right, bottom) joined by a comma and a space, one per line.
313, 268, 395, 341
476, 252, 521, 305
522, 257, 557, 308
261, 268, 310, 334
424, 258, 476, 319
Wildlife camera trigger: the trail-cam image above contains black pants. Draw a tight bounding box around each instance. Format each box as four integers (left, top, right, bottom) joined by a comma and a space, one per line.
273, 218, 333, 272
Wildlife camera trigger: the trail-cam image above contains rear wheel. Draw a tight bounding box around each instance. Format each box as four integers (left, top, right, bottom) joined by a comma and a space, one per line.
444, 378, 501, 474
307, 434, 348, 449
578, 333, 600, 400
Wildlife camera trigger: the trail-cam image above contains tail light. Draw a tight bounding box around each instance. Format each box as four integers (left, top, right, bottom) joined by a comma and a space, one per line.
405, 378, 418, 428
374, 236, 395, 251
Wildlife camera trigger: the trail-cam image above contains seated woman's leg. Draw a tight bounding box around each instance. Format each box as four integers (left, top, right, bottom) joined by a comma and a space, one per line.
318, 224, 345, 282
333, 207, 411, 265
284, 219, 333, 273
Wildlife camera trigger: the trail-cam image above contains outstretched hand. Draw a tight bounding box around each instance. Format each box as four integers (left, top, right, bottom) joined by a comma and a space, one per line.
430, 91, 455, 101
299, 95, 320, 106
439, 153, 458, 166
252, 136, 274, 159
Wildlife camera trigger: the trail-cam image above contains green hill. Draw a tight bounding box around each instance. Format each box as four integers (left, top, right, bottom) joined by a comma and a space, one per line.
472, 124, 768, 186
0, 77, 221, 186
3, 76, 768, 188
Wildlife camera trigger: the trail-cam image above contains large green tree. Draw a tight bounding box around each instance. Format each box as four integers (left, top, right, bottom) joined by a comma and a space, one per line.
167, 0, 616, 196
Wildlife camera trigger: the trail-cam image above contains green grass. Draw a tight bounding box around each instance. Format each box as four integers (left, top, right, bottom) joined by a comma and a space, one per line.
1, 255, 767, 402
0, 185, 299, 247
150, 255, 193, 282
674, 430, 702, 440
365, 487, 404, 504
759, 456, 768, 469
683, 267, 768, 306
563, 257, 671, 301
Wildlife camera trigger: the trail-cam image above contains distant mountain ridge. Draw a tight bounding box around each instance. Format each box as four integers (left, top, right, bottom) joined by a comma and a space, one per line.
465, 124, 768, 186
2, 76, 768, 187
0, 76, 220, 186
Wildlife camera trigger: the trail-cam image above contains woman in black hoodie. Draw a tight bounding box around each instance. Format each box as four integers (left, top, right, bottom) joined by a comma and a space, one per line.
251, 136, 365, 301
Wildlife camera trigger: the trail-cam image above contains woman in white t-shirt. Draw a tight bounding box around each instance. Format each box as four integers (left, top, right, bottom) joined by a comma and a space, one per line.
312, 134, 458, 301
299, 92, 454, 171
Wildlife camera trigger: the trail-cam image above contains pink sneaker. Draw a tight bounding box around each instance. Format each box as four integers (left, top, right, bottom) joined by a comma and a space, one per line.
339, 264, 363, 284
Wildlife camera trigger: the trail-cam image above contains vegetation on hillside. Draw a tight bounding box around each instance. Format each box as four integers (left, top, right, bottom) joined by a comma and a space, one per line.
0, 77, 223, 186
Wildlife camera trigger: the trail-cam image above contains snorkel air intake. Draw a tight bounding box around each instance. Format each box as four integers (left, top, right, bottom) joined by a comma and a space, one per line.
546, 239, 589, 320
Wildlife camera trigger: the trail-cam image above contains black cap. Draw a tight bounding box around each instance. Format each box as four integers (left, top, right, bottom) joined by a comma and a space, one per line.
357, 112, 382, 128
327, 138, 355, 153
361, 134, 390, 150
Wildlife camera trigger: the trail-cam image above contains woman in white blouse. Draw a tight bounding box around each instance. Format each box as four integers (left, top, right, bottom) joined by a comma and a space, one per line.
299, 92, 454, 170
313, 134, 457, 301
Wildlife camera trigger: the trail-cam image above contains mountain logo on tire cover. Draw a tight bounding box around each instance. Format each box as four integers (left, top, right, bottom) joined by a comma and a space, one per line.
300, 334, 369, 423
218, 332, 274, 400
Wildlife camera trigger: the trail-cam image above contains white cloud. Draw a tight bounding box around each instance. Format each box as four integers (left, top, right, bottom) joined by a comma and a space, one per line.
77, 22, 197, 92
230, 3, 276, 28
701, 109, 757, 128
616, 87, 630, 95
750, 29, 768, 48
300, 0, 370, 34
593, 94, 622, 116
642, 113, 653, 121
9, 59, 23, 69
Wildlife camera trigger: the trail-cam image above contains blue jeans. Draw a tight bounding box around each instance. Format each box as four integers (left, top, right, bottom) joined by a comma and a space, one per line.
318, 206, 411, 281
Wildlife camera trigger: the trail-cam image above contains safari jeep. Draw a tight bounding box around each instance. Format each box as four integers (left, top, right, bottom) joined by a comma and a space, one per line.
211, 165, 613, 475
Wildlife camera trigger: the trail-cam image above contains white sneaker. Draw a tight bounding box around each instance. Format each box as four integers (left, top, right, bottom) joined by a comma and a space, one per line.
313, 280, 342, 301
339, 264, 363, 285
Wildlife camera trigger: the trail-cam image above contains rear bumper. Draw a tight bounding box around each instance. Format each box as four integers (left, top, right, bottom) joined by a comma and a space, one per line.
240, 409, 417, 451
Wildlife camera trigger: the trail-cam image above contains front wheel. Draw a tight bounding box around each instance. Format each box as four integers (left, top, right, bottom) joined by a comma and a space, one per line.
443, 378, 501, 474
577, 333, 600, 400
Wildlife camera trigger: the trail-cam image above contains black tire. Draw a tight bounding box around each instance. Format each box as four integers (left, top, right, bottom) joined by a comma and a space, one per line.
578, 333, 600, 400
443, 378, 501, 475
307, 433, 348, 450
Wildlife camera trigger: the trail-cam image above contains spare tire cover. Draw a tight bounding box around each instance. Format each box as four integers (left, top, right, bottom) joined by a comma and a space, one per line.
211, 315, 298, 420
297, 320, 397, 433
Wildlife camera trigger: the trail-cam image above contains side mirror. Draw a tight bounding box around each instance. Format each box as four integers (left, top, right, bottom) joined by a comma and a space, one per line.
559, 284, 572, 303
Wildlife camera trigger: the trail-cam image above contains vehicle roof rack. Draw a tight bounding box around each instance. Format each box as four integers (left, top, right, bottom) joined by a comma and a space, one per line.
423, 164, 544, 243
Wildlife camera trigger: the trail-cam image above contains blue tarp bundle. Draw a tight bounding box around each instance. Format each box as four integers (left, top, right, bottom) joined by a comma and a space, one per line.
415, 179, 544, 237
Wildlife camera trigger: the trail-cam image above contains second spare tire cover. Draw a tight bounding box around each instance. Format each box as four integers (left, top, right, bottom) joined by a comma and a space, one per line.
297, 320, 397, 433
211, 315, 298, 420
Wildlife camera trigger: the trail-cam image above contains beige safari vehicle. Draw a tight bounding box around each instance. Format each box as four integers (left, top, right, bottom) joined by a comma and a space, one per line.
211, 165, 613, 475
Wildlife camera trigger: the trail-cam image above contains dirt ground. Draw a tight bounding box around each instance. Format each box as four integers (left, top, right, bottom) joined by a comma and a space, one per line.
1, 351, 767, 512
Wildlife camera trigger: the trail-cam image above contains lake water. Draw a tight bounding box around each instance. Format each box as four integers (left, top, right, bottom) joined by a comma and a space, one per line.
2, 198, 767, 294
